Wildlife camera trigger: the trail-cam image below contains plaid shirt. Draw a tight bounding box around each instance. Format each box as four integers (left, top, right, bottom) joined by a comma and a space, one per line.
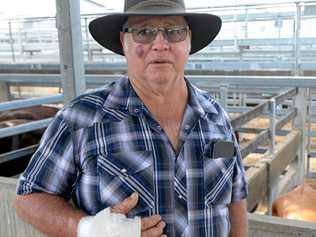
17, 76, 248, 237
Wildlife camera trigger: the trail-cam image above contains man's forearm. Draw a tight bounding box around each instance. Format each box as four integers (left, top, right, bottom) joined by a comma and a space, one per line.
15, 193, 86, 237
228, 199, 248, 237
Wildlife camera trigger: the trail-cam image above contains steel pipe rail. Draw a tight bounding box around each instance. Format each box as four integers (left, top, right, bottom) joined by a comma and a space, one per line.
231, 102, 270, 130
240, 130, 270, 158
274, 88, 298, 106
0, 145, 38, 164
0, 118, 52, 139
239, 127, 290, 137
231, 100, 298, 159
276, 109, 298, 130
190, 76, 316, 88
2, 74, 316, 88
0, 95, 63, 112
0, 61, 315, 72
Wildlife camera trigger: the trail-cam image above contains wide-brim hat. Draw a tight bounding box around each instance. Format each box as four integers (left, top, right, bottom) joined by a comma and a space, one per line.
89, 0, 222, 55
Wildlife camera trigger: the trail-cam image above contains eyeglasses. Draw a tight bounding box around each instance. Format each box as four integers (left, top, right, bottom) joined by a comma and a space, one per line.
122, 26, 189, 44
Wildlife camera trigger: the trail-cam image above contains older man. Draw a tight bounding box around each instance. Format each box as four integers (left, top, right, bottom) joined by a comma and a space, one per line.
15, 0, 248, 237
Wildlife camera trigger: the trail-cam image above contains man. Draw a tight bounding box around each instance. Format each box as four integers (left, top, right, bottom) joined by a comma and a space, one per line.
15, 0, 248, 236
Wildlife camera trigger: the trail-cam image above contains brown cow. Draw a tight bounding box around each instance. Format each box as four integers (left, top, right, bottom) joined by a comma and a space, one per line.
0, 106, 59, 154
0, 119, 44, 154
0, 105, 59, 121
272, 184, 316, 222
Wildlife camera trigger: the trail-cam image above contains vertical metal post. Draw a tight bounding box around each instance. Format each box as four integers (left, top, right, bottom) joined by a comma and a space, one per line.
233, 92, 236, 106
84, 17, 92, 61
306, 88, 312, 176
294, 3, 301, 76
239, 92, 242, 107
0, 82, 10, 102
244, 8, 248, 39
294, 88, 307, 184
269, 98, 276, 154
267, 98, 276, 215
241, 93, 247, 107
219, 85, 228, 110
8, 20, 16, 63
56, 0, 86, 104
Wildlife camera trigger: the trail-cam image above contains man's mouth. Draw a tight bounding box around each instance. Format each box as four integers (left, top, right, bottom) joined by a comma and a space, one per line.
150, 59, 172, 64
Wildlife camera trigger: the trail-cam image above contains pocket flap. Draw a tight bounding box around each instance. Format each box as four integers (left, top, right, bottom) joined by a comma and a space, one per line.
98, 150, 152, 176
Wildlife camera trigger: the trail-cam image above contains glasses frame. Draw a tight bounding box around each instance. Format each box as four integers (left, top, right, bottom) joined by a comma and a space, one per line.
122, 25, 190, 44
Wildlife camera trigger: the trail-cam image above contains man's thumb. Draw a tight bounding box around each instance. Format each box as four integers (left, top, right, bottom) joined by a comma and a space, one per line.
111, 192, 139, 214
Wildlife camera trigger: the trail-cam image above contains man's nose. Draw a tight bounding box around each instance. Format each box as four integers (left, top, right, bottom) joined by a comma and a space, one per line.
151, 31, 170, 51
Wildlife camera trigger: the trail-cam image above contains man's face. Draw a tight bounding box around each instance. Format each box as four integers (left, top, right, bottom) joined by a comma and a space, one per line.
120, 16, 191, 87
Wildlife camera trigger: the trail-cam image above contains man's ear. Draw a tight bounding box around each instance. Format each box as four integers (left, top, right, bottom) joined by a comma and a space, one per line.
120, 32, 124, 47
187, 30, 192, 54
120, 32, 126, 55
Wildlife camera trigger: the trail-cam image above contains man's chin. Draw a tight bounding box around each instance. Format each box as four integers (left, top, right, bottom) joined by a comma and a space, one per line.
147, 74, 174, 85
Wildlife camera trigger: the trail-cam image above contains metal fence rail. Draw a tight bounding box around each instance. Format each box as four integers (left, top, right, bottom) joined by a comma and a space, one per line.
0, 95, 63, 112
0, 74, 315, 178
2, 74, 316, 88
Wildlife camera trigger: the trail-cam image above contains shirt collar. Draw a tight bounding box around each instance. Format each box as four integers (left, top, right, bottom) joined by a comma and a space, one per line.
103, 76, 144, 115
185, 78, 219, 116
103, 76, 219, 117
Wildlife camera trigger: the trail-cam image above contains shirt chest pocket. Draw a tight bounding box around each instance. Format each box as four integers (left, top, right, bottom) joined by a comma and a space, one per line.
203, 156, 235, 207
97, 150, 154, 217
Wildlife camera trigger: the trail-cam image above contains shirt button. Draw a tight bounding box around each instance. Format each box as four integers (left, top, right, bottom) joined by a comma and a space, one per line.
134, 108, 139, 113
178, 195, 183, 199
121, 168, 127, 173
184, 124, 190, 130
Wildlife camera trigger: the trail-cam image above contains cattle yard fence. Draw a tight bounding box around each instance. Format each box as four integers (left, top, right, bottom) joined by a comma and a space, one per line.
0, 74, 315, 216
1, 177, 316, 237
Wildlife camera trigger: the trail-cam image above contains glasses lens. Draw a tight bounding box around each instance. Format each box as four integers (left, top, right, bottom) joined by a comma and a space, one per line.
128, 26, 188, 44
132, 28, 156, 44
165, 27, 188, 42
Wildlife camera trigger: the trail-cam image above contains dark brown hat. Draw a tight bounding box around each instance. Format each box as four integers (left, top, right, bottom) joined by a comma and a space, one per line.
89, 0, 222, 55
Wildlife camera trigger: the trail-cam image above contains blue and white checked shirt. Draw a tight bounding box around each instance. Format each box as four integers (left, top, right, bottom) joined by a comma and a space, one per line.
17, 76, 248, 237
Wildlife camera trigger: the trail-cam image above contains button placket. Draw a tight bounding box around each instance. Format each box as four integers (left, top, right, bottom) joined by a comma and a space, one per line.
120, 168, 129, 178
184, 124, 190, 131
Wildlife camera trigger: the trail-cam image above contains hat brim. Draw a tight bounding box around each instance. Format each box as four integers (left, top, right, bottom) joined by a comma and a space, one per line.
89, 12, 222, 55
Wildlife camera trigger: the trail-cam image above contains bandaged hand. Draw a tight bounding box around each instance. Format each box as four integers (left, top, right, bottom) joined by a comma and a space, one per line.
77, 192, 166, 237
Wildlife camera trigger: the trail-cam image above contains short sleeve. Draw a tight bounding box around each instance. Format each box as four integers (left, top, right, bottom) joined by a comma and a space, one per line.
223, 110, 248, 202
16, 113, 78, 199
231, 144, 248, 202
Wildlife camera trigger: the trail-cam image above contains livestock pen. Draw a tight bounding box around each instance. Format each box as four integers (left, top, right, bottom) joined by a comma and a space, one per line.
1, 74, 316, 236
1, 0, 316, 235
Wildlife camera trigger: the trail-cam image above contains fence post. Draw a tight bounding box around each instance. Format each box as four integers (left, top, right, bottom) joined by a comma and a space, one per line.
267, 98, 276, 215
0, 82, 10, 102
84, 17, 92, 62
219, 84, 228, 110
294, 3, 301, 76
8, 20, 16, 63
56, 0, 86, 104
293, 88, 307, 184
306, 88, 312, 177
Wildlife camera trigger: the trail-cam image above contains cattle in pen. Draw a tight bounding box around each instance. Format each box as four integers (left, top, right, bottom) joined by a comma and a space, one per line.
0, 105, 59, 122
0, 106, 59, 154
272, 184, 316, 222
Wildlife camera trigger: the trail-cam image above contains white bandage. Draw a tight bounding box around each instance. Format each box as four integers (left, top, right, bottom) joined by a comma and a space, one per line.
77, 207, 141, 237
